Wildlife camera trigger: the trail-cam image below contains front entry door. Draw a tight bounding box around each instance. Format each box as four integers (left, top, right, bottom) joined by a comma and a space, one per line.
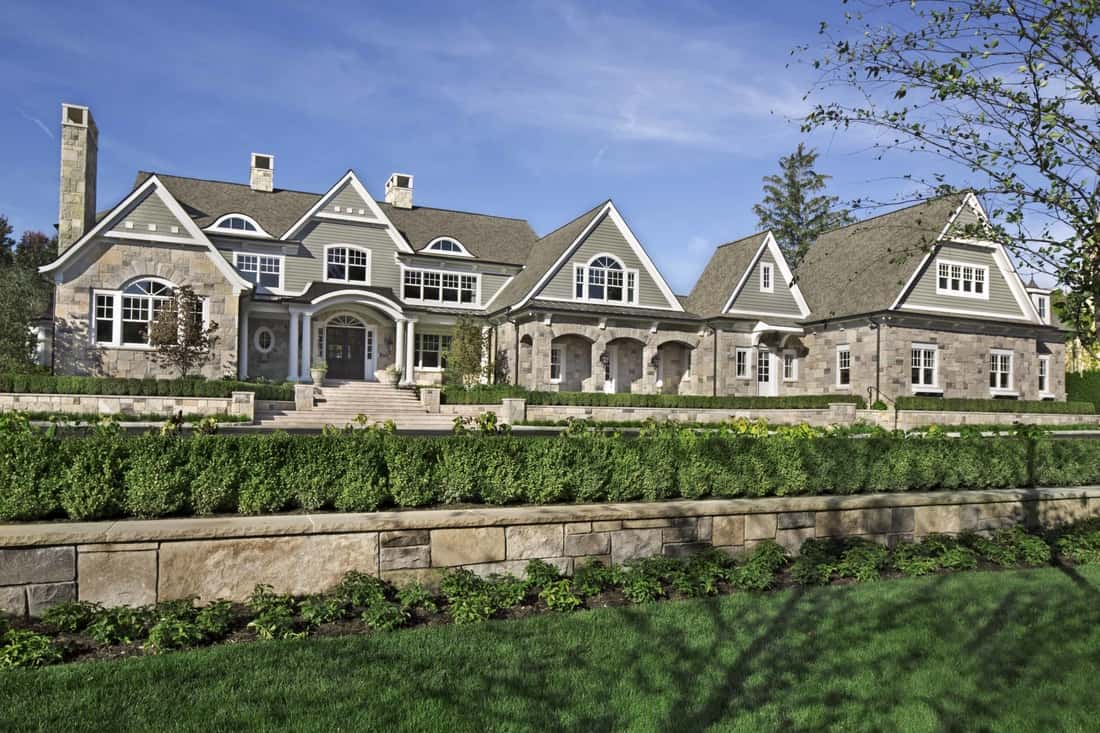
326, 326, 366, 380
757, 348, 778, 397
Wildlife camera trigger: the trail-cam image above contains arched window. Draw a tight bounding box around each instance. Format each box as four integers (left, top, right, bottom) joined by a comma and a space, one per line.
325, 245, 370, 284
208, 214, 273, 238
92, 277, 205, 347
425, 237, 471, 256
573, 254, 637, 304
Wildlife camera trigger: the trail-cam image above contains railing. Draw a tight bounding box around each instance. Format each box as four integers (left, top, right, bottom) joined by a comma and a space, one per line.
867, 387, 900, 431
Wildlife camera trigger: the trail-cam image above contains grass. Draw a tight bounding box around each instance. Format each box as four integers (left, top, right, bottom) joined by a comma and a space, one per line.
4, 565, 1100, 732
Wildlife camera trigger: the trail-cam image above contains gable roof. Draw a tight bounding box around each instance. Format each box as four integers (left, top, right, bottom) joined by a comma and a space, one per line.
684, 231, 769, 318
381, 203, 537, 265
795, 194, 968, 321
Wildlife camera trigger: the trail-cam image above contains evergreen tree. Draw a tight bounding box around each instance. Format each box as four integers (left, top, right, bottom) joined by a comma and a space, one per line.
752, 143, 852, 266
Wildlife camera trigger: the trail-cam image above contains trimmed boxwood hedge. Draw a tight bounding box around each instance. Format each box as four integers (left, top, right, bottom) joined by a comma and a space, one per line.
1068, 371, 1100, 408
895, 396, 1095, 415
0, 374, 295, 401
2, 422, 1099, 522
442, 386, 865, 410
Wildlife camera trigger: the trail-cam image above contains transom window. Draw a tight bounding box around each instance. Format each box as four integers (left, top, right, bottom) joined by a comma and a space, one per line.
326, 246, 370, 284
989, 350, 1013, 392
425, 238, 470, 256
403, 268, 478, 305
93, 278, 206, 348
936, 259, 988, 298
235, 253, 282, 289
910, 344, 938, 388
735, 348, 750, 378
414, 333, 452, 369
836, 345, 851, 386
760, 262, 774, 293
573, 255, 638, 304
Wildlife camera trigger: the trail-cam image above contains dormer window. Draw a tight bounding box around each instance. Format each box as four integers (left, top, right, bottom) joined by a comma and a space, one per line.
760, 262, 773, 293
1031, 293, 1051, 324
425, 237, 471, 256
573, 254, 638, 305
208, 214, 272, 238
935, 259, 988, 299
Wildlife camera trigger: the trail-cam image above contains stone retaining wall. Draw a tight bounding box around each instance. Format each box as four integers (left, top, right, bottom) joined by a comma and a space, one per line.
1, 486, 1098, 616
0, 391, 255, 421
860, 409, 1098, 431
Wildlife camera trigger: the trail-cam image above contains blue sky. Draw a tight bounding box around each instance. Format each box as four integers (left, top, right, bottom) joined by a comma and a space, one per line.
1, 0, 970, 293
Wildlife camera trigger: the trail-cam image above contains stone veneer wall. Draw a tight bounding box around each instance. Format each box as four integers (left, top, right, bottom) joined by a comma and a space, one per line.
53, 241, 240, 379
1, 486, 1097, 615
0, 391, 254, 420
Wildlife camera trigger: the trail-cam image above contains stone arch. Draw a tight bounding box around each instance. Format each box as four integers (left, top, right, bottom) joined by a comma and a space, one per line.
655, 340, 695, 395
549, 333, 594, 392
601, 336, 645, 393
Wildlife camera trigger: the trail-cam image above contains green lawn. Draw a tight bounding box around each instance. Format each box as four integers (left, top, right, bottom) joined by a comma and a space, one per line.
4, 566, 1100, 732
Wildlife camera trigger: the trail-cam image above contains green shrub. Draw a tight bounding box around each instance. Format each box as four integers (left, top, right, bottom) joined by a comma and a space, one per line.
188, 437, 241, 515
195, 601, 235, 638
615, 569, 665, 603
731, 540, 787, 591
123, 435, 191, 517
146, 617, 205, 652
1054, 519, 1100, 564
836, 541, 890, 582
236, 435, 294, 515
790, 539, 842, 586
247, 606, 304, 640
0, 416, 62, 521
893, 535, 978, 576
1067, 371, 1100, 407
442, 386, 865, 410
59, 430, 127, 521
0, 373, 295, 400
963, 527, 1052, 567
572, 560, 614, 597
41, 601, 102, 632
386, 439, 438, 507
896, 396, 1094, 414
299, 596, 350, 626
0, 629, 62, 668
87, 607, 151, 645
361, 602, 409, 632
332, 571, 389, 609
539, 580, 583, 612
395, 583, 437, 614
333, 431, 389, 512
524, 559, 562, 588
247, 584, 297, 616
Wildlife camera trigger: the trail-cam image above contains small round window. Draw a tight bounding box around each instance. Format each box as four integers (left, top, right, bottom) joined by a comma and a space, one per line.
254, 327, 275, 354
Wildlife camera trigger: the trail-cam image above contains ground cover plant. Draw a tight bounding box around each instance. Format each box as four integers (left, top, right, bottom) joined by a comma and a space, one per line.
1, 520, 1096, 673
3, 414, 1100, 522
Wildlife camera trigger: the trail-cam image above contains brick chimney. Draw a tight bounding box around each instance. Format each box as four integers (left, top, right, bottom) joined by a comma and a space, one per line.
384, 173, 413, 209
250, 153, 274, 192
57, 103, 98, 251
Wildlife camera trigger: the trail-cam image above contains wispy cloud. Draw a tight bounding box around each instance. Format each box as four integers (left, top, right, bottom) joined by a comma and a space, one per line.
18, 109, 52, 140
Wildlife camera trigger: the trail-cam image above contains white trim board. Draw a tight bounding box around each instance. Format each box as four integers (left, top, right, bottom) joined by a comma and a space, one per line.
720, 231, 811, 317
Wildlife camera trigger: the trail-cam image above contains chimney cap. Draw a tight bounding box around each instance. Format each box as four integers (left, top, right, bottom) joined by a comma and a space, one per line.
251, 152, 274, 170
61, 103, 94, 128
387, 172, 413, 189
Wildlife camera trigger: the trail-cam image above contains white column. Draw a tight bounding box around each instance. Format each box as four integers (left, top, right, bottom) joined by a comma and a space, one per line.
402, 319, 416, 386
300, 312, 312, 381
287, 310, 300, 382
394, 318, 406, 380
238, 307, 249, 379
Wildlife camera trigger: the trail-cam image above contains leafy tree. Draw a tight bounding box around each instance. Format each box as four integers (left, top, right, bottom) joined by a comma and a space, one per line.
444, 316, 488, 387
14, 231, 56, 271
752, 143, 852, 265
801, 0, 1100, 344
0, 216, 13, 264
0, 220, 56, 373
148, 285, 219, 377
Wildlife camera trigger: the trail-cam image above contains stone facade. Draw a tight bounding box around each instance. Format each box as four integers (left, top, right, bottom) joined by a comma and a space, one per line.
0, 391, 254, 420
53, 242, 240, 379
2, 486, 1098, 614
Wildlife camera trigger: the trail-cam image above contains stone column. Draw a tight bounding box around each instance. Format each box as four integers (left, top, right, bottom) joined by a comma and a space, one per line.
287, 310, 300, 383
402, 319, 417, 386
480, 326, 491, 384
300, 312, 313, 381
395, 317, 407, 380
238, 307, 249, 379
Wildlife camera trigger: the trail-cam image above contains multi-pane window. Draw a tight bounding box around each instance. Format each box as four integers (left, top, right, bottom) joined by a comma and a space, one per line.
236, 253, 281, 288
936, 260, 987, 297
550, 347, 562, 383
216, 216, 257, 232
573, 256, 637, 304
95, 294, 114, 343
402, 268, 478, 305
783, 352, 796, 381
735, 348, 750, 378
910, 345, 938, 388
93, 279, 201, 347
837, 345, 851, 386
413, 333, 452, 369
757, 350, 771, 383
989, 351, 1013, 391
426, 238, 467, 255
326, 246, 369, 283
1038, 356, 1050, 394
760, 263, 773, 292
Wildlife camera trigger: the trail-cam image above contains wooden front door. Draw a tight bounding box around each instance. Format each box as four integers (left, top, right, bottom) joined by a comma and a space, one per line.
326, 326, 366, 379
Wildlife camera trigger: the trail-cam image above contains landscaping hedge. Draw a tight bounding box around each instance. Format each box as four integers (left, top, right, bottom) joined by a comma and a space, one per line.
895, 396, 1095, 414
2, 423, 1098, 522
1067, 371, 1100, 407
442, 386, 865, 410
0, 374, 295, 401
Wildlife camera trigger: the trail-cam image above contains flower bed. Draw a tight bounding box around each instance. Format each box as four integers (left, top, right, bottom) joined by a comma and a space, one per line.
2, 418, 1100, 522
0, 374, 294, 401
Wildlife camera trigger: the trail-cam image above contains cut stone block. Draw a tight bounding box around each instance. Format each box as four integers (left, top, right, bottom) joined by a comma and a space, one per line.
506, 524, 564, 560
431, 527, 505, 567
0, 547, 75, 586
78, 549, 157, 607
610, 529, 663, 564
381, 545, 430, 571
380, 530, 430, 548
564, 532, 611, 557
712, 516, 745, 546
745, 514, 778, 541
27, 582, 76, 617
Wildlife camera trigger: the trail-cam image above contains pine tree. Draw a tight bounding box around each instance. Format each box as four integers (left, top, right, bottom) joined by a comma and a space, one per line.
752, 143, 852, 266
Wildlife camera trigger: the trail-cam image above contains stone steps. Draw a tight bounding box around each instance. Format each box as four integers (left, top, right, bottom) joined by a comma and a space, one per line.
255, 379, 448, 428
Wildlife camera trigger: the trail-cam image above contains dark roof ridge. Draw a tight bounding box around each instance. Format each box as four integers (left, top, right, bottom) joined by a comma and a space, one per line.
536, 199, 610, 241
138, 170, 321, 197
386, 203, 530, 223
713, 230, 769, 250
815, 191, 969, 237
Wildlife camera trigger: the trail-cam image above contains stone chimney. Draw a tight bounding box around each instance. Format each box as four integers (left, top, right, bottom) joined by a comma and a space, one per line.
58, 103, 98, 251
250, 153, 274, 192
384, 173, 413, 209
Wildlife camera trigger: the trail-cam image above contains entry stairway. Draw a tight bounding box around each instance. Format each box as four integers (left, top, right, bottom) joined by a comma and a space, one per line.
255, 380, 454, 431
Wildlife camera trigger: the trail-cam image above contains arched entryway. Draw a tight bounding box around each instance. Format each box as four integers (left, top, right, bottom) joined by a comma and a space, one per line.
320, 313, 376, 380
602, 337, 644, 393
550, 334, 593, 391
656, 341, 693, 395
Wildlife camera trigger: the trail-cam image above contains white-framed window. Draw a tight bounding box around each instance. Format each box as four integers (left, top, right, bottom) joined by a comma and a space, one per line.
402, 267, 478, 306
572, 254, 638, 305
1038, 355, 1051, 395
550, 346, 563, 383
760, 262, 774, 293
734, 347, 751, 379
836, 345, 851, 386
1032, 293, 1050, 324
235, 252, 283, 289
936, 259, 988, 299
209, 214, 272, 238
757, 349, 771, 383
989, 349, 1014, 392
254, 326, 275, 354
783, 351, 797, 381
425, 237, 471, 256
325, 245, 370, 284
92, 278, 206, 348
910, 343, 938, 389
413, 333, 452, 370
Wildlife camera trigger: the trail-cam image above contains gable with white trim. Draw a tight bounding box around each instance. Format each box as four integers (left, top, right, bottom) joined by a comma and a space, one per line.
533, 206, 682, 311
896, 242, 1032, 321
724, 234, 807, 319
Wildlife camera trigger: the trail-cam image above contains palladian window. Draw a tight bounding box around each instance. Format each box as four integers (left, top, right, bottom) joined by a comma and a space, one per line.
92, 278, 205, 347
573, 255, 637, 304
